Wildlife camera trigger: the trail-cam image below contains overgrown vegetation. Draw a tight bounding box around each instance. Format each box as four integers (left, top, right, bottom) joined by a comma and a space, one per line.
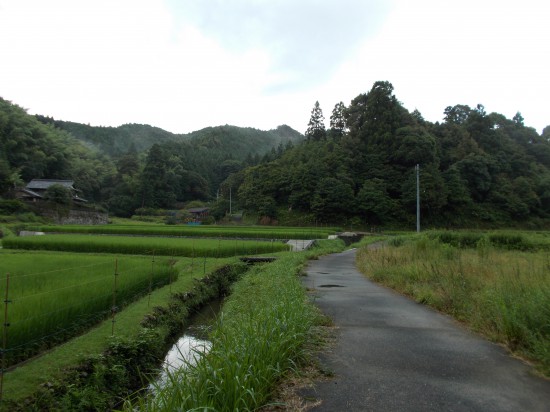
356, 231, 550, 376
124, 239, 345, 411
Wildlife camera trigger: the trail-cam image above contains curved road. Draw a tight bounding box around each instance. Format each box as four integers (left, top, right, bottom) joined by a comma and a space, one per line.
299, 249, 550, 411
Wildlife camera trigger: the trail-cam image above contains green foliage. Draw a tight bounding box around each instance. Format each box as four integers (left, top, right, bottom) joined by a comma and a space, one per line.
305, 101, 326, 141
0, 252, 176, 366
3, 234, 290, 256
311, 177, 355, 222
44, 183, 73, 205
30, 223, 338, 240
234, 81, 550, 228
6, 81, 550, 228
126, 240, 345, 411
0, 199, 27, 214
4, 263, 247, 411
357, 233, 550, 375
0, 98, 116, 204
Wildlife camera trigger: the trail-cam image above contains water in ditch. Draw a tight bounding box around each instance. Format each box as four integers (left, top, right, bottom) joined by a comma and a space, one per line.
151, 299, 222, 390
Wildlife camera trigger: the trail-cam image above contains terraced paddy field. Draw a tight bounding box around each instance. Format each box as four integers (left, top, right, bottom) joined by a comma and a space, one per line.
3, 234, 290, 256
27, 223, 340, 240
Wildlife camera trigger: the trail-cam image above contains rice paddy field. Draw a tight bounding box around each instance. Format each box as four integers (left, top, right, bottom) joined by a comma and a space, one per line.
27, 224, 340, 240
3, 234, 290, 256
0, 224, 319, 369
0, 251, 177, 367
0, 223, 337, 408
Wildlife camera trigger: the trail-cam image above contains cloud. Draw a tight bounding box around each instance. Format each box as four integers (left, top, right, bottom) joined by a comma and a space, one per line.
167, 0, 392, 93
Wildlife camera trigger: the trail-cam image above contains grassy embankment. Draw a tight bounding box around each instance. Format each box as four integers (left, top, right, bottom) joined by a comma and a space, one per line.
356, 230, 550, 376
124, 239, 347, 411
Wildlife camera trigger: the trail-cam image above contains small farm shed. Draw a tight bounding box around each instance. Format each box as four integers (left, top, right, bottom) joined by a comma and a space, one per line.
187, 207, 210, 221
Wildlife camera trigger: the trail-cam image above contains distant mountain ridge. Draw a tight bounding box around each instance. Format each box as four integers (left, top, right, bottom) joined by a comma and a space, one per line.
35, 116, 304, 158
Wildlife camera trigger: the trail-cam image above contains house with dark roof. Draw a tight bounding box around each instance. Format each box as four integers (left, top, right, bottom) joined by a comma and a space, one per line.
17, 179, 87, 203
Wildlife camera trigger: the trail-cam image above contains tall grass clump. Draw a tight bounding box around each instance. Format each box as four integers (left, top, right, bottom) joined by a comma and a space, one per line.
125, 240, 345, 411
357, 234, 550, 376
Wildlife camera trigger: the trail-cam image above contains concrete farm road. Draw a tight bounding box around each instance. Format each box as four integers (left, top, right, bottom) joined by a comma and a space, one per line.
299, 249, 550, 411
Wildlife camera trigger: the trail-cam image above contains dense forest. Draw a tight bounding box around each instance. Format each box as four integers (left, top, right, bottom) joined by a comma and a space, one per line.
1, 80, 550, 227
0, 96, 301, 217
232, 81, 550, 227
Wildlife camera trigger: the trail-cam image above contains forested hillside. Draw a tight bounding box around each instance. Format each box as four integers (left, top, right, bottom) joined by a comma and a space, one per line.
2, 83, 550, 227
35, 117, 179, 156
35, 116, 302, 158
0, 97, 302, 217
0, 98, 115, 202
232, 81, 550, 227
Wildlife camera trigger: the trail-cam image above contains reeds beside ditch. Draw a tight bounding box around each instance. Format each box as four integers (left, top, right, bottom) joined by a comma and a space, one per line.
357, 233, 550, 376
125, 239, 345, 411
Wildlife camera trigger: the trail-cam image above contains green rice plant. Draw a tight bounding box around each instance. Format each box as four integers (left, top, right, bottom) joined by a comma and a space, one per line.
2, 234, 289, 256
356, 235, 550, 376
0, 252, 177, 366
29, 224, 340, 240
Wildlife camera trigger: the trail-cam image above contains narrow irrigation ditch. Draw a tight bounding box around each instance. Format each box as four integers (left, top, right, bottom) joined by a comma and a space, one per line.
1, 262, 249, 411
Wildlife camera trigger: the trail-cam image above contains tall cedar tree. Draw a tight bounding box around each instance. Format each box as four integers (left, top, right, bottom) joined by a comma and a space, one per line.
329, 101, 346, 139
305, 101, 326, 141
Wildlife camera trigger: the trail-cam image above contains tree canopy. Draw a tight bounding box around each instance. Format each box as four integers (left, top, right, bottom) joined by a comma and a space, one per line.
2, 81, 550, 228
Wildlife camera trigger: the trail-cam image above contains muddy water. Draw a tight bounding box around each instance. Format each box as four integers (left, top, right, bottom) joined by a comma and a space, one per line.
153, 300, 222, 389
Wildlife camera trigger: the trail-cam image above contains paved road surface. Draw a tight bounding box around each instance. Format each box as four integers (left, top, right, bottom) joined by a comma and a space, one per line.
299, 249, 550, 411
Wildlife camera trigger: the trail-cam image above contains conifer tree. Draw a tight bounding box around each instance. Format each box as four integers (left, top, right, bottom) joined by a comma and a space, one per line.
305, 101, 326, 141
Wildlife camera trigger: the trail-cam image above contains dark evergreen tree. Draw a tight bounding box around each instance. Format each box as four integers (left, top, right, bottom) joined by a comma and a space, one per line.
305, 101, 326, 141
329, 101, 346, 139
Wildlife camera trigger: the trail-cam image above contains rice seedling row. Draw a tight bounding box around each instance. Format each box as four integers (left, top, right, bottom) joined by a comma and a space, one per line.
3, 234, 290, 256
0, 252, 177, 366
29, 224, 339, 240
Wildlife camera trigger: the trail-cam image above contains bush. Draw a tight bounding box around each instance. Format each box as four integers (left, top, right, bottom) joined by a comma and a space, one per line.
0, 199, 29, 214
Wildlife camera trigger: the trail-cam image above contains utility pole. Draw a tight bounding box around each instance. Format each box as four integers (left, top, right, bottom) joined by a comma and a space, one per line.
229, 187, 232, 215
416, 164, 420, 233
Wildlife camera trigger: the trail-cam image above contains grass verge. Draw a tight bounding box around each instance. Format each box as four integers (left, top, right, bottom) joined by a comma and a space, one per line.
124, 239, 345, 411
356, 232, 550, 376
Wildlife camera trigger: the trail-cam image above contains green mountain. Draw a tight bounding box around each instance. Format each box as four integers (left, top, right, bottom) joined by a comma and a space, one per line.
35, 116, 303, 159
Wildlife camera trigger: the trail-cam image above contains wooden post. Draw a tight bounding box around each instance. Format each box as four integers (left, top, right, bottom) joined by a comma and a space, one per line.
148, 251, 155, 307
111, 261, 118, 336
1, 273, 11, 401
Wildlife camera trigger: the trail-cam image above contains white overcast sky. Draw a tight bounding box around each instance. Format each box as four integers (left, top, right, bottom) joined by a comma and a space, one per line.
0, 0, 549, 135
